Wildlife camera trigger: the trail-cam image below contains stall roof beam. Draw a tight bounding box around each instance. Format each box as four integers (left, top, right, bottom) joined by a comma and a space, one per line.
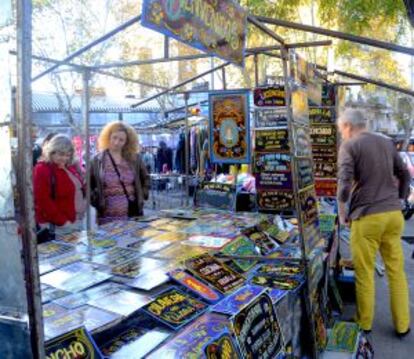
263, 51, 414, 96
20, 51, 167, 90
248, 15, 285, 45
334, 82, 366, 86
257, 16, 414, 56
164, 100, 208, 114
32, 14, 141, 82
93, 53, 211, 69
131, 60, 236, 108
333, 69, 414, 97
93, 69, 167, 90
91, 41, 331, 70
172, 87, 251, 95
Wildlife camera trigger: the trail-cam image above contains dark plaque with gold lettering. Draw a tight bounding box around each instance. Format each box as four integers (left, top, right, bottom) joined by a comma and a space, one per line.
255, 108, 288, 128
255, 129, 290, 153
257, 190, 295, 211
254, 86, 286, 107
309, 107, 335, 125
310, 125, 337, 146
142, 287, 207, 329
45, 327, 103, 359
232, 293, 283, 359
313, 161, 337, 178
185, 254, 245, 294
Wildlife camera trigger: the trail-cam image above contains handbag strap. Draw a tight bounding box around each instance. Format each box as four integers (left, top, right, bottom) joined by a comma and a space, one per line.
107, 150, 131, 201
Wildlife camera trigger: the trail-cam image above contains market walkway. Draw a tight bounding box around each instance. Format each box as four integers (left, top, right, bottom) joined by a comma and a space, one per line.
351, 220, 414, 358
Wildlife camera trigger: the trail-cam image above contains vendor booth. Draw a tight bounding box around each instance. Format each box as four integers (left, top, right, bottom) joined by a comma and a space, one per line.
4, 0, 414, 358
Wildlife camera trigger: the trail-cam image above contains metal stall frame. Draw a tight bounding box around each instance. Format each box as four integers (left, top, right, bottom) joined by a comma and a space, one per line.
12, 5, 414, 358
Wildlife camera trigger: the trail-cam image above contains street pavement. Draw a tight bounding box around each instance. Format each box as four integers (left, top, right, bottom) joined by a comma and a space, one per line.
342, 219, 414, 358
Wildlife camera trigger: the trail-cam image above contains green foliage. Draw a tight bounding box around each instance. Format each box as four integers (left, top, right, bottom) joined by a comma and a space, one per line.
319, 0, 406, 40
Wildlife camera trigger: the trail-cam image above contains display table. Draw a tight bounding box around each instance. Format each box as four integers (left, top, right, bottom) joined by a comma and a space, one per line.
39, 208, 329, 358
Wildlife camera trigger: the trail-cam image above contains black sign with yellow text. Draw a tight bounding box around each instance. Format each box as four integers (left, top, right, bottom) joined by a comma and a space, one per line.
45, 327, 103, 359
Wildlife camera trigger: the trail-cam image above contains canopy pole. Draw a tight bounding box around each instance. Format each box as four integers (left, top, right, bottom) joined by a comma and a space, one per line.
82, 70, 91, 231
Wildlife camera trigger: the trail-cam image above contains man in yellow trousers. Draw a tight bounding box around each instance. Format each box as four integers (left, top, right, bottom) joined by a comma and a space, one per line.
337, 108, 411, 338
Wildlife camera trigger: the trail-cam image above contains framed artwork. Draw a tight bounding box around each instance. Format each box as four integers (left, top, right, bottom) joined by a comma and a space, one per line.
209, 91, 250, 164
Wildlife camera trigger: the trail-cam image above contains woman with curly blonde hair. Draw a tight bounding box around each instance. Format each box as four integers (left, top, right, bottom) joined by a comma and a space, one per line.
90, 121, 150, 224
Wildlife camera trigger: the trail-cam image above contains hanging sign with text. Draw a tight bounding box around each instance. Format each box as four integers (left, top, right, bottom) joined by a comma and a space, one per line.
255, 129, 290, 153
142, 0, 247, 66
255, 171, 293, 190
254, 153, 292, 173
310, 125, 337, 146
254, 108, 288, 128
309, 107, 335, 125
254, 86, 286, 107
313, 160, 337, 178
257, 190, 295, 211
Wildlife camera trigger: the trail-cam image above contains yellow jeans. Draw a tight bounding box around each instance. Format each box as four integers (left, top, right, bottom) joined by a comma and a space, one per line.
350, 210, 410, 332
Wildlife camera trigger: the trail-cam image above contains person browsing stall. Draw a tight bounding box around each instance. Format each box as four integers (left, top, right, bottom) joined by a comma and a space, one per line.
33, 134, 86, 241
90, 121, 150, 224
337, 108, 411, 338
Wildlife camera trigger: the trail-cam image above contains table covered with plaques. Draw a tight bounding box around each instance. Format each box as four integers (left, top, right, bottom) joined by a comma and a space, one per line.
40, 207, 337, 358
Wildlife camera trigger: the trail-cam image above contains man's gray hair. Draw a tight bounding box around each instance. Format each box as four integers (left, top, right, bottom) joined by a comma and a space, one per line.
43, 134, 75, 164
338, 108, 367, 128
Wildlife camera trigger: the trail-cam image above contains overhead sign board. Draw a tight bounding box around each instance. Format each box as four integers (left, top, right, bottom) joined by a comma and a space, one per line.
142, 0, 247, 67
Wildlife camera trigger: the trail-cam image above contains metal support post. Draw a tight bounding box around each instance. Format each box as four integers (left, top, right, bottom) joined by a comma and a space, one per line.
16, 0, 44, 357
164, 35, 169, 58
184, 93, 190, 206
222, 67, 227, 90
281, 47, 318, 358
82, 70, 91, 231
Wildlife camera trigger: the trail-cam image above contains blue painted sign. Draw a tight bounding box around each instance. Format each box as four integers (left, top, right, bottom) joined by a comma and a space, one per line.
142, 0, 247, 66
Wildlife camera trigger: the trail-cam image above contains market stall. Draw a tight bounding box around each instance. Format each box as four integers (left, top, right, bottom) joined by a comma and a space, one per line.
38, 45, 346, 359
7, 0, 413, 358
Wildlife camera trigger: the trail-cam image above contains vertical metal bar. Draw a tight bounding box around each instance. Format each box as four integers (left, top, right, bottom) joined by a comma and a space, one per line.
164, 35, 169, 59
184, 93, 190, 206
254, 54, 259, 87
282, 47, 318, 359
210, 57, 215, 90
16, 0, 44, 357
82, 70, 91, 231
222, 67, 227, 90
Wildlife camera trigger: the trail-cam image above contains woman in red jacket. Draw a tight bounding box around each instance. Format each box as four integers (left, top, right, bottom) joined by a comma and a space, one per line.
33, 134, 86, 241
